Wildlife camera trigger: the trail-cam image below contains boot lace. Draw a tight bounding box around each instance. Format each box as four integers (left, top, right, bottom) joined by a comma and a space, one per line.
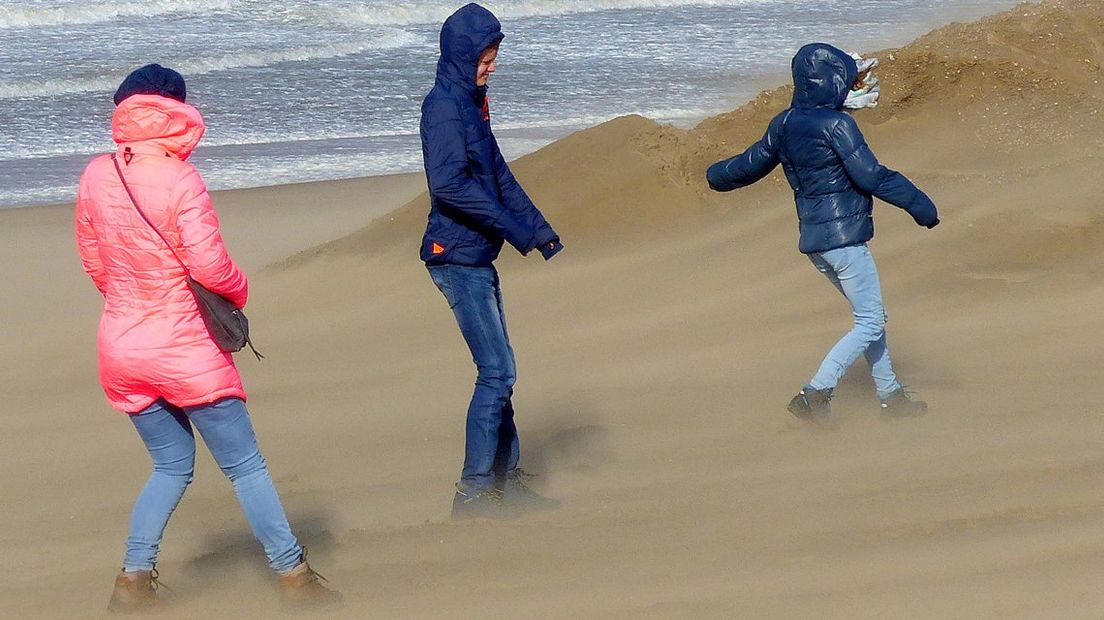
298, 547, 331, 584
477, 488, 505, 503
512, 468, 537, 482
147, 566, 172, 593
507, 469, 542, 498
887, 387, 919, 404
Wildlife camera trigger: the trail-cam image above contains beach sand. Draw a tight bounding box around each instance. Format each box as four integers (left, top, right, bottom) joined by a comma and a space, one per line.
4, 0, 1104, 617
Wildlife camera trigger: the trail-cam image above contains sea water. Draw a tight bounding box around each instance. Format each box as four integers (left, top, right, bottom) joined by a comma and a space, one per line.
0, 0, 1016, 207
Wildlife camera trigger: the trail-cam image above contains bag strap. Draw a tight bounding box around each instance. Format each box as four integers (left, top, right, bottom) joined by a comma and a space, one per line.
111, 153, 263, 361
111, 153, 190, 275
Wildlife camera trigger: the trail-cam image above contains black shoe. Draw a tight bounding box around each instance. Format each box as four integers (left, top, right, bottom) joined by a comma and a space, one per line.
502, 469, 560, 512
787, 387, 834, 426
450, 485, 518, 521
880, 388, 928, 418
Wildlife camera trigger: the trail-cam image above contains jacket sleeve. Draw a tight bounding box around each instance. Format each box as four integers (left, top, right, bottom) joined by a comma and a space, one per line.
422, 98, 536, 253
75, 173, 108, 295
494, 148, 558, 249
707, 115, 783, 192
172, 166, 249, 308
830, 115, 939, 227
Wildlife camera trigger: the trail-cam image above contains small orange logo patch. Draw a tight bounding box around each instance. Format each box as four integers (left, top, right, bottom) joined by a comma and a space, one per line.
432, 242, 445, 255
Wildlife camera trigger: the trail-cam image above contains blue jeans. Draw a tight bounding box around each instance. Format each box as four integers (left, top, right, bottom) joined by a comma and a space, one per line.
806, 244, 902, 399
125, 398, 301, 573
428, 265, 520, 491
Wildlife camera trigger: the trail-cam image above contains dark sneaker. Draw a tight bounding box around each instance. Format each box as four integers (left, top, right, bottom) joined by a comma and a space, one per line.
451, 485, 518, 520
787, 387, 834, 426
502, 469, 560, 512
880, 388, 928, 418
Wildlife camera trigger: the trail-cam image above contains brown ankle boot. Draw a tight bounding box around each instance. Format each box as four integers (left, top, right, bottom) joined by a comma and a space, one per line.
278, 562, 342, 610
107, 568, 161, 613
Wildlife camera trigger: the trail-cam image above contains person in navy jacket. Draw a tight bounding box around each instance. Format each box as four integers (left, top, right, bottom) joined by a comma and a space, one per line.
707, 43, 939, 424
421, 3, 562, 518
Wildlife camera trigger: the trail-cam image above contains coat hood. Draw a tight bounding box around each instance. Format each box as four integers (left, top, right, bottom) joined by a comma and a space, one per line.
112, 94, 205, 160
790, 43, 858, 110
436, 3, 504, 97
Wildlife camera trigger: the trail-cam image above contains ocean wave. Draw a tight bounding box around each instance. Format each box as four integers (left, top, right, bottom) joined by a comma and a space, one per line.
323, 0, 769, 27
0, 128, 419, 162
193, 150, 424, 190
0, 184, 76, 208
0, 149, 425, 208
0, 105, 713, 162
0, 29, 422, 100
0, 0, 237, 29
494, 107, 714, 131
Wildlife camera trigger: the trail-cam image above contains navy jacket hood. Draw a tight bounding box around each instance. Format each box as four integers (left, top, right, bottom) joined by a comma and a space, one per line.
418, 3, 557, 267
790, 43, 857, 110
437, 3, 504, 99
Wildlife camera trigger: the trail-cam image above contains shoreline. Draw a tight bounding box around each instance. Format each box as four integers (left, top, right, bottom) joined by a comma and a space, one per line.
0, 0, 1017, 212
0, 170, 426, 273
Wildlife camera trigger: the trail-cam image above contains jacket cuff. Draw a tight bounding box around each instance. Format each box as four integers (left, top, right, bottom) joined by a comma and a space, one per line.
540, 239, 563, 261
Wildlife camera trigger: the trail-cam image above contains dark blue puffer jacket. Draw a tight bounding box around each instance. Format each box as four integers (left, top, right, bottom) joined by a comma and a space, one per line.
707, 43, 938, 254
420, 3, 558, 266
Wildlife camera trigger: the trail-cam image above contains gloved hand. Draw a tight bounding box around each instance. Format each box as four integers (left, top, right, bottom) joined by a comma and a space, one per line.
851, 54, 879, 75
843, 85, 880, 110
539, 238, 563, 261
925, 217, 940, 229
845, 52, 881, 111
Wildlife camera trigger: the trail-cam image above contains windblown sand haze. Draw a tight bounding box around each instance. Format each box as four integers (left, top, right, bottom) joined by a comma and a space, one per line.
3, 0, 1104, 617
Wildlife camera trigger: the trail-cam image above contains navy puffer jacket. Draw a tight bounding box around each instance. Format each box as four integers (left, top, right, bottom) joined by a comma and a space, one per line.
420, 3, 558, 266
707, 43, 938, 254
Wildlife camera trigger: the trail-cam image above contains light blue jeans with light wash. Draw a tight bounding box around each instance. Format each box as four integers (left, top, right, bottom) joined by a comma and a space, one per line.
806, 244, 903, 400
124, 398, 302, 574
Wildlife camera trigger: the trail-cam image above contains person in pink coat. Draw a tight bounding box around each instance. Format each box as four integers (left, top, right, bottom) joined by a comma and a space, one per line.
75, 64, 339, 612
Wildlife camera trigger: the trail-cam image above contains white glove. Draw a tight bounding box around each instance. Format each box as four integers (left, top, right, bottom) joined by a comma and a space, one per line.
845, 52, 880, 110
843, 84, 880, 109
852, 54, 879, 75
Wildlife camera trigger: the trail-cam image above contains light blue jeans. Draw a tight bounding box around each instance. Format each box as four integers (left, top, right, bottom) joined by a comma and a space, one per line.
806, 244, 903, 400
428, 265, 520, 491
124, 398, 301, 573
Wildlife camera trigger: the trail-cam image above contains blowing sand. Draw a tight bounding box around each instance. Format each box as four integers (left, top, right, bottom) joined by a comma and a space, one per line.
4, 1, 1104, 617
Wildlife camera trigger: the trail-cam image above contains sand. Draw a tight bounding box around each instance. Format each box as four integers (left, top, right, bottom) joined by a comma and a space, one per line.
4, 0, 1104, 617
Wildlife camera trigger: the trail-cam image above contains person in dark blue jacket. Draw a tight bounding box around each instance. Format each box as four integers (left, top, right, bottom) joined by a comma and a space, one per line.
421, 3, 562, 518
707, 43, 939, 423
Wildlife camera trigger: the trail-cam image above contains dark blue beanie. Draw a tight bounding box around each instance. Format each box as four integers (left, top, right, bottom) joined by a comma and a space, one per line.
113, 64, 187, 106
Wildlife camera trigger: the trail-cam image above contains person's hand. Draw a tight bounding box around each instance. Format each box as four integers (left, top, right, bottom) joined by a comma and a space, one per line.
539, 238, 563, 261
843, 85, 880, 110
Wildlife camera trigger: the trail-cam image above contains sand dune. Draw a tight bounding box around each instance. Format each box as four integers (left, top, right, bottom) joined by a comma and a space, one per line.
4, 0, 1104, 617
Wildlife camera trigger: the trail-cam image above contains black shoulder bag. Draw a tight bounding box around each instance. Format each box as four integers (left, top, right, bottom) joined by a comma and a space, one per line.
112, 154, 263, 360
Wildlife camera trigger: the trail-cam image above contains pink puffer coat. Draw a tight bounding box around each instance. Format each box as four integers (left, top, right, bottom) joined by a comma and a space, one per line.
76, 94, 248, 414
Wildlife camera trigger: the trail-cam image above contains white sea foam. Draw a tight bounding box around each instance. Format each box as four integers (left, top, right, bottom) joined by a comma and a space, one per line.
0, 0, 237, 29
494, 107, 714, 132
0, 105, 714, 163
194, 150, 424, 192
0, 184, 76, 206
321, 0, 768, 27
0, 0, 1021, 209
0, 29, 422, 100
0, 127, 417, 162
